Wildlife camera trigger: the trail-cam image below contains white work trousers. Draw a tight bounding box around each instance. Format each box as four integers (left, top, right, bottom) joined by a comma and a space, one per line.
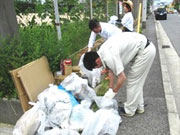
124, 42, 156, 115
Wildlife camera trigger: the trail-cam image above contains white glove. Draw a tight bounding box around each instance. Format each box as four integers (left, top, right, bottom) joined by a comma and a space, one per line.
61, 121, 69, 129
104, 88, 117, 99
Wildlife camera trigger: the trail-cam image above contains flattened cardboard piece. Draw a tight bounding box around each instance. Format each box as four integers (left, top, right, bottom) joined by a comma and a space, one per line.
54, 75, 67, 85
18, 56, 55, 102
10, 68, 31, 112
75, 38, 105, 60
72, 66, 80, 72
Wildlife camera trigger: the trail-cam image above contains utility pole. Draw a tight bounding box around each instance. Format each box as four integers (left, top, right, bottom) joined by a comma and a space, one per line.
90, 0, 93, 19
142, 0, 147, 28
118, 0, 123, 19
116, 0, 118, 16
53, 0, 61, 40
106, 0, 109, 21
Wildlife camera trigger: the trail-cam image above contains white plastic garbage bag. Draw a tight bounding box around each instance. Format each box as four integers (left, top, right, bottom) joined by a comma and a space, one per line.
58, 85, 79, 107
78, 54, 102, 88
60, 73, 87, 93
37, 84, 72, 129
43, 127, 80, 135
61, 73, 96, 101
13, 102, 44, 135
76, 83, 96, 101
108, 15, 118, 26
81, 99, 92, 109
69, 101, 94, 131
94, 96, 118, 110
91, 68, 102, 88
81, 109, 122, 135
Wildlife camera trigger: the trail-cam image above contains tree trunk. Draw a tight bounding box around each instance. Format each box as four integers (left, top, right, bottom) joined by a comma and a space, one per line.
0, 0, 18, 39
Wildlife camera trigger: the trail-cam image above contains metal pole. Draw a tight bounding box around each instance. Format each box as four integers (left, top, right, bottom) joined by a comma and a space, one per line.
116, 0, 118, 16
90, 0, 93, 19
136, 3, 142, 33
119, 1, 123, 19
53, 0, 61, 40
106, 0, 109, 21
142, 0, 147, 28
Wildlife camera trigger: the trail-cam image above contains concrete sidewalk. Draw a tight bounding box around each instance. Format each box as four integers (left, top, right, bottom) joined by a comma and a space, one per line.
116, 14, 170, 135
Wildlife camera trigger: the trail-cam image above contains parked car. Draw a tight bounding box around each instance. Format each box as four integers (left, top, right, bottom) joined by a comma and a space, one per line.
174, 9, 178, 14
155, 7, 167, 20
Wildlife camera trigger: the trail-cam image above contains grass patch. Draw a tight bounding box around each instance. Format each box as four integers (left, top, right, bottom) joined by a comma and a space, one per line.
96, 78, 109, 96
91, 77, 109, 111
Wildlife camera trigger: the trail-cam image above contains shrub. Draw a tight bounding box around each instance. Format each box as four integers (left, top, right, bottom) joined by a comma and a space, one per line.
1, 0, 107, 99
14, 1, 36, 14
0, 20, 90, 99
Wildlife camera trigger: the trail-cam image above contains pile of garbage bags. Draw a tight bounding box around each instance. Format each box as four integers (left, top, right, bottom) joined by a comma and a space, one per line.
13, 73, 122, 135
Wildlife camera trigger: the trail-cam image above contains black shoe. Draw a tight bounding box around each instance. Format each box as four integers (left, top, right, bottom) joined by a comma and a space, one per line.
118, 107, 134, 117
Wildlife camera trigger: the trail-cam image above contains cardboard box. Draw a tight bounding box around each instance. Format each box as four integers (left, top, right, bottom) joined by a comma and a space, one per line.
72, 66, 80, 72
54, 66, 81, 84
61, 59, 72, 76
10, 56, 55, 112
10, 67, 31, 112
64, 65, 72, 76
54, 75, 67, 84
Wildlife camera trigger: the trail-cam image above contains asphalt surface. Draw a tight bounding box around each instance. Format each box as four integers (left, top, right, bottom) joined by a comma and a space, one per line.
116, 14, 170, 135
160, 13, 180, 57
158, 13, 180, 117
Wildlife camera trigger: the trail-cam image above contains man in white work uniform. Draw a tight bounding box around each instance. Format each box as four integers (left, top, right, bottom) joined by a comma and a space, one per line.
87, 19, 122, 51
83, 32, 156, 117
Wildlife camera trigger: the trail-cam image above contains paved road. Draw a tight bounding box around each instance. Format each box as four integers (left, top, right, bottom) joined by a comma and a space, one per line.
158, 13, 180, 117
160, 13, 180, 57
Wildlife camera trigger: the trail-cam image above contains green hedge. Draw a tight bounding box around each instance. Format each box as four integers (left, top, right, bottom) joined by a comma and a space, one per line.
14, 1, 36, 14
0, 20, 90, 99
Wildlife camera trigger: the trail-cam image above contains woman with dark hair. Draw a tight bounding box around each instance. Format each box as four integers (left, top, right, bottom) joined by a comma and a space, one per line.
121, 0, 134, 32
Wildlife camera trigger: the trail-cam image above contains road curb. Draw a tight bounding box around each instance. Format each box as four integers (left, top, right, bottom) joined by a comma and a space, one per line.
0, 123, 14, 134
154, 17, 180, 135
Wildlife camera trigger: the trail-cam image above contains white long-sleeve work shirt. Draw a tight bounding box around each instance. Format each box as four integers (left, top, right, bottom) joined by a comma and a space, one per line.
121, 12, 134, 31
88, 22, 122, 48
97, 32, 147, 76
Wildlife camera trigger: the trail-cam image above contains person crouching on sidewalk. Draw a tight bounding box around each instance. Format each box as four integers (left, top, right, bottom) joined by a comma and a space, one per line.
83, 32, 156, 117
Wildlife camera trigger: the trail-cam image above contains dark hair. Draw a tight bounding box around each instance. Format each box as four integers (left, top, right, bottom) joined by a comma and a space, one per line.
89, 19, 100, 30
124, 3, 131, 12
83, 51, 99, 71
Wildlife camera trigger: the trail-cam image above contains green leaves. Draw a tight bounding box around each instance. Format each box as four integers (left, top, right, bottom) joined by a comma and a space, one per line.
0, 20, 89, 99
3, 0, 107, 99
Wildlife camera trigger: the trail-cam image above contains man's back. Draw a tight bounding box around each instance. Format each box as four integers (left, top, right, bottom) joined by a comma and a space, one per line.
88, 22, 122, 48
98, 32, 147, 75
